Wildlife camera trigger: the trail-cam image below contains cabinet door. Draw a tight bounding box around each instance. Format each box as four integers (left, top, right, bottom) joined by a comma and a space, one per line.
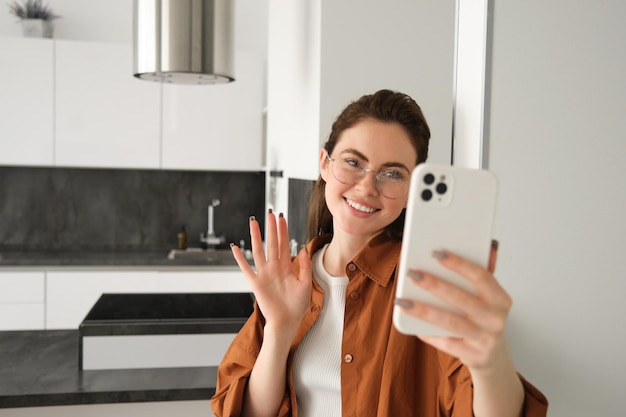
157, 270, 251, 293
161, 51, 264, 171
54, 40, 161, 169
0, 271, 45, 330
46, 271, 158, 329
0, 37, 54, 166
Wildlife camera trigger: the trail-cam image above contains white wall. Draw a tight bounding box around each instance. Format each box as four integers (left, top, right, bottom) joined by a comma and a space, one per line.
0, 0, 132, 42
266, 0, 456, 217
319, 0, 456, 168
0, 0, 268, 52
487, 1, 626, 416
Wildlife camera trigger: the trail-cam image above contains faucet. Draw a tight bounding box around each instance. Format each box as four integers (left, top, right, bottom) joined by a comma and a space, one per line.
200, 198, 225, 249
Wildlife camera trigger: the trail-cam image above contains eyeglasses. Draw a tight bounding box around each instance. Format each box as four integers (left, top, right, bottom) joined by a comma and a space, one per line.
326, 154, 410, 199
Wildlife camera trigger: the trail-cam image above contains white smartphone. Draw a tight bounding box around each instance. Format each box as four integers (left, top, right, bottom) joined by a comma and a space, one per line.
393, 163, 498, 337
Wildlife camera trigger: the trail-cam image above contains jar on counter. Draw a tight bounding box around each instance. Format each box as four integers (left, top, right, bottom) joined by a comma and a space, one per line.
177, 226, 188, 250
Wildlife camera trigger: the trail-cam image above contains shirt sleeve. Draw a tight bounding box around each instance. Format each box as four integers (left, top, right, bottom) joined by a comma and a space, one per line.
210, 301, 296, 417
210, 303, 265, 417
517, 373, 549, 417
437, 352, 548, 417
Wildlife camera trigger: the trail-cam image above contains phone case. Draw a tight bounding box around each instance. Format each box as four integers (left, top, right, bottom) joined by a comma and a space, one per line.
393, 163, 498, 336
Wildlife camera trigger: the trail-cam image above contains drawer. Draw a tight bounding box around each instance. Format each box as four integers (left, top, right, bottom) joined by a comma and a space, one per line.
0, 303, 45, 330
0, 272, 45, 303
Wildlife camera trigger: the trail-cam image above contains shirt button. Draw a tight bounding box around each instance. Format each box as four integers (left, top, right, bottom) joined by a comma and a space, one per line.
350, 292, 359, 300
344, 354, 353, 363
311, 305, 320, 313
347, 263, 357, 272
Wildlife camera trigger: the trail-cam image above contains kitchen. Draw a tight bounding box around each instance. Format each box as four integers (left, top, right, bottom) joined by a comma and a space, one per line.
0, 1, 267, 415
1, 1, 626, 417
0, 0, 456, 415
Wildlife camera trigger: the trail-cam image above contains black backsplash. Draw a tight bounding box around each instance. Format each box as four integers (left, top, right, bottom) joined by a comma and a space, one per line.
0, 167, 265, 251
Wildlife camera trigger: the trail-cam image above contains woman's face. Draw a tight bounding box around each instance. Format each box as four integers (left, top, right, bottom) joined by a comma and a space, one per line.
320, 118, 418, 241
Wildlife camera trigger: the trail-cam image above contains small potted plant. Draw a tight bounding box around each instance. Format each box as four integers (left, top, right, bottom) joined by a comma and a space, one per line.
8, 0, 59, 38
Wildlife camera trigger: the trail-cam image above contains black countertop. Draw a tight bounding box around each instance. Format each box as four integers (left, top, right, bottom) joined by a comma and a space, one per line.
0, 330, 218, 408
0, 248, 244, 268
80, 293, 254, 336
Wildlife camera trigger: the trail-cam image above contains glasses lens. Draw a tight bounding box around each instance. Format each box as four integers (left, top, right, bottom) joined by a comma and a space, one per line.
330, 156, 409, 199
331, 158, 356, 184
378, 172, 409, 199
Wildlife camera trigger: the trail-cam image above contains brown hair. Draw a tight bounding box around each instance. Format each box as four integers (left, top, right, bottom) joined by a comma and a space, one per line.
306, 89, 431, 241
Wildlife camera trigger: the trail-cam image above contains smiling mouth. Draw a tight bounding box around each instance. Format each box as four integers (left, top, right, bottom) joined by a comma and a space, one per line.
345, 198, 377, 213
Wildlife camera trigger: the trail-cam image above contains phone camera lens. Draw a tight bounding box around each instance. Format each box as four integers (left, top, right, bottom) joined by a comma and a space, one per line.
421, 189, 433, 201
435, 182, 447, 195
423, 173, 435, 185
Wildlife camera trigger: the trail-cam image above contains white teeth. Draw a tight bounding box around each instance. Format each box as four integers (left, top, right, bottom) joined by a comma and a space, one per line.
346, 198, 375, 213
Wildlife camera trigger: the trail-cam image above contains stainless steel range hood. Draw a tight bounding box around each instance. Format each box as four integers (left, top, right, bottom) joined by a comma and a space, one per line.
133, 0, 235, 85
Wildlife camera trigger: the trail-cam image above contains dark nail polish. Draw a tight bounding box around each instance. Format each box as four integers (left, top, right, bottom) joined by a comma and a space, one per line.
394, 298, 414, 309
279, 212, 284, 218
433, 250, 448, 260
268, 208, 273, 214
491, 239, 499, 250
407, 270, 423, 281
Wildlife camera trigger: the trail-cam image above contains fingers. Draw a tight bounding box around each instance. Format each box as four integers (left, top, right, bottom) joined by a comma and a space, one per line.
418, 335, 491, 367
432, 249, 504, 304
403, 269, 508, 334
265, 210, 279, 261
230, 242, 256, 277
276, 212, 291, 261
265, 210, 292, 259
249, 215, 266, 266
488, 239, 498, 273
395, 294, 483, 339
396, 243, 512, 369
297, 247, 313, 283
248, 210, 293, 269
435, 250, 512, 317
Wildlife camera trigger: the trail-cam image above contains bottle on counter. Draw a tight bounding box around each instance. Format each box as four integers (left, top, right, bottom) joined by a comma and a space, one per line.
177, 226, 188, 250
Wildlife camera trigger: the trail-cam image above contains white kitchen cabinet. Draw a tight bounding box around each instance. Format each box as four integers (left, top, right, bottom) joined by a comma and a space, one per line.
0, 37, 54, 166
54, 40, 161, 169
1, 37, 264, 172
46, 271, 159, 329
161, 51, 265, 172
0, 272, 45, 330
157, 270, 251, 293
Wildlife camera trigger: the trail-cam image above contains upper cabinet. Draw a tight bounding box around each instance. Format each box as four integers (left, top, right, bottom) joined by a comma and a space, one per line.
161, 51, 265, 171
54, 40, 161, 169
0, 37, 54, 166
0, 37, 265, 172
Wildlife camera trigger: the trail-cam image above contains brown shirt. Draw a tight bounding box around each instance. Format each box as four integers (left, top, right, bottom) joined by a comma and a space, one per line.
211, 234, 548, 417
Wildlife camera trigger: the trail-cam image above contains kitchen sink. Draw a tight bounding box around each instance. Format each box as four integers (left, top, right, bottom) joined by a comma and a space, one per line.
167, 248, 235, 263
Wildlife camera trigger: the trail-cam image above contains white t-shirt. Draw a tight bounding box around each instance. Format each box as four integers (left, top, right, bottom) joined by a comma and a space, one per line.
292, 244, 348, 417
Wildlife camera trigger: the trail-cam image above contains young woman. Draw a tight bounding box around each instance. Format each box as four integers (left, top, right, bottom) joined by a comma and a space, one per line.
211, 90, 548, 417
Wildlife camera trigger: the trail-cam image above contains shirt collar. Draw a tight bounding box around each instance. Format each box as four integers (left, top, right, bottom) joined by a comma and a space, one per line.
303, 233, 401, 287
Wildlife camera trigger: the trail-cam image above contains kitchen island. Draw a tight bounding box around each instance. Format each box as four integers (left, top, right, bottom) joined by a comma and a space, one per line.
0, 290, 254, 417
0, 329, 218, 415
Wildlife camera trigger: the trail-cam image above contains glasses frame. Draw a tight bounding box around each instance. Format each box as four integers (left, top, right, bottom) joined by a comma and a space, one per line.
326, 154, 410, 199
